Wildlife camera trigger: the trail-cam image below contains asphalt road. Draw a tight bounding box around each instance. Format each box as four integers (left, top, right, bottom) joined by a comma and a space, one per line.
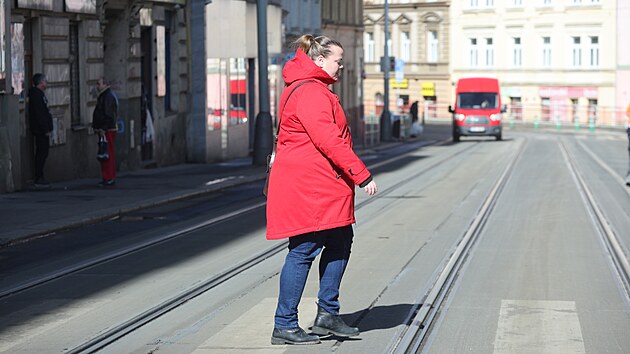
1, 127, 629, 354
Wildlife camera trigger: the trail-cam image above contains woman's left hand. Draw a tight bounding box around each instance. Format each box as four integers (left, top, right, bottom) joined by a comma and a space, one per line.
363, 180, 377, 196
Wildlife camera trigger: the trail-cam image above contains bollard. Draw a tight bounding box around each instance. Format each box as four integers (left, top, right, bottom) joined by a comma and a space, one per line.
574, 119, 580, 131
534, 115, 539, 129
555, 115, 561, 130
509, 114, 515, 128
588, 117, 595, 133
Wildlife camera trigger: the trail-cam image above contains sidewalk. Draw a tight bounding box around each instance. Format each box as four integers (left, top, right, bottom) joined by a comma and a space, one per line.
0, 140, 410, 247
0, 158, 268, 247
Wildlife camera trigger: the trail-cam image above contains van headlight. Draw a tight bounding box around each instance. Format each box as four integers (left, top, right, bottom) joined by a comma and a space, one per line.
490, 113, 502, 121
455, 114, 466, 121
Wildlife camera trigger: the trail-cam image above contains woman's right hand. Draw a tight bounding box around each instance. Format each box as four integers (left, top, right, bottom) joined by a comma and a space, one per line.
363, 180, 377, 196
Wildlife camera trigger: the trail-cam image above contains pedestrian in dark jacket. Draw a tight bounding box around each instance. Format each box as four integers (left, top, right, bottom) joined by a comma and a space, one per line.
267, 34, 378, 345
28, 73, 53, 188
92, 77, 118, 187
410, 100, 419, 123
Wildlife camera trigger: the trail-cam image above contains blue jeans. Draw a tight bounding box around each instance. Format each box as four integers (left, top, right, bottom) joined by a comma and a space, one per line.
274, 225, 354, 329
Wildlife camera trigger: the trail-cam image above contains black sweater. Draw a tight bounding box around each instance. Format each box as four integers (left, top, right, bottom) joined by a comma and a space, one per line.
92, 88, 118, 130
28, 87, 53, 135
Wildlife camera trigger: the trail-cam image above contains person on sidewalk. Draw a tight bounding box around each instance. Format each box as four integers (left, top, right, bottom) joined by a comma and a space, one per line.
410, 100, 419, 123
266, 34, 378, 345
92, 77, 118, 187
28, 73, 53, 188
626, 103, 630, 186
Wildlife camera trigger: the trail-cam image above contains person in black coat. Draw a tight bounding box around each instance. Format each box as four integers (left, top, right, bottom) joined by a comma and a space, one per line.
92, 77, 119, 187
410, 100, 419, 123
28, 73, 54, 188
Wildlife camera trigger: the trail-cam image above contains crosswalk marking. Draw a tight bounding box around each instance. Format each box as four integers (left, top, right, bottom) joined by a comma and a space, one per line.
494, 300, 585, 354
575, 134, 625, 141
193, 297, 318, 352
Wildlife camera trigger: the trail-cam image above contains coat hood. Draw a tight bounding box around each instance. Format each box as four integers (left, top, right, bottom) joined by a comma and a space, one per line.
283, 49, 337, 86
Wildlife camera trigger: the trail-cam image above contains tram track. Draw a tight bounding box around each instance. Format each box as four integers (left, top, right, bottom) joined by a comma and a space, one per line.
387, 138, 527, 354
67, 141, 481, 354
1, 139, 451, 301
559, 140, 630, 298
573, 138, 630, 198
386, 136, 630, 354
0, 202, 266, 299
3, 138, 483, 353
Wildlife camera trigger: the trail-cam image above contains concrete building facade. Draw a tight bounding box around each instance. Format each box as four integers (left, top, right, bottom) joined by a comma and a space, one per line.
0, 0, 368, 193
321, 0, 365, 144
362, 0, 451, 126
450, 0, 621, 126
278, 1, 365, 145
0, 0, 191, 193
201, 0, 284, 162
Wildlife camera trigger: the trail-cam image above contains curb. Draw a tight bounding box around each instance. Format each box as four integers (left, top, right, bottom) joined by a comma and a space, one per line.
2, 138, 429, 248
1, 173, 267, 248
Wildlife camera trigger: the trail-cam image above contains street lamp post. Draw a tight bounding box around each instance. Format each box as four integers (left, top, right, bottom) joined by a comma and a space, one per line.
381, 0, 392, 141
252, 0, 273, 165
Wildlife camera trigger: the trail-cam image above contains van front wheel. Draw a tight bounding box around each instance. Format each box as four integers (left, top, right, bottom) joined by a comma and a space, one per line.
495, 133, 502, 141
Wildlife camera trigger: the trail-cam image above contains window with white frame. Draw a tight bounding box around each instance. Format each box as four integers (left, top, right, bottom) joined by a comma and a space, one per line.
427, 31, 439, 62
512, 0, 523, 5
572, 36, 581, 67
401, 31, 411, 61
572, 0, 599, 4
589, 36, 599, 67
365, 32, 375, 62
485, 38, 494, 67
512, 37, 522, 67
469, 0, 494, 8
542, 0, 552, 5
542, 36, 551, 67
469, 38, 478, 67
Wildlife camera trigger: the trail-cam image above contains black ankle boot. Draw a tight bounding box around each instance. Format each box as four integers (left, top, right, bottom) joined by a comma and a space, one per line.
271, 327, 320, 345
312, 305, 360, 337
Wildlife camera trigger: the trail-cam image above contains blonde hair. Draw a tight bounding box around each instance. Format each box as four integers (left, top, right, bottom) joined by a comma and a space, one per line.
292, 34, 343, 60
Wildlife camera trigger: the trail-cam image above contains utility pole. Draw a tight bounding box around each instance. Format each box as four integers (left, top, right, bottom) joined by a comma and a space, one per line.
252, 0, 272, 165
381, 0, 392, 141
188, 0, 208, 162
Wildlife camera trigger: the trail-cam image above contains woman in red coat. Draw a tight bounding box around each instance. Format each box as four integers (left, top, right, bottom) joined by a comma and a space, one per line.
268, 34, 378, 345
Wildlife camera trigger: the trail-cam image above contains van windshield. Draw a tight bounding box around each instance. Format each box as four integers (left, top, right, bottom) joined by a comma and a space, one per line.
457, 93, 498, 109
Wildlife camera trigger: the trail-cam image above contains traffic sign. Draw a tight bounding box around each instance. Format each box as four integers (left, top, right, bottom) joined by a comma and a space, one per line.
395, 59, 404, 83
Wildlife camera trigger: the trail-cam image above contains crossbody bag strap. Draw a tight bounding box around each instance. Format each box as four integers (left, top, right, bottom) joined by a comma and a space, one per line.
275, 79, 317, 138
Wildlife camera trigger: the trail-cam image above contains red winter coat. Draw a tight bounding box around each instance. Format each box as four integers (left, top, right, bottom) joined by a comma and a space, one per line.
266, 49, 372, 240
